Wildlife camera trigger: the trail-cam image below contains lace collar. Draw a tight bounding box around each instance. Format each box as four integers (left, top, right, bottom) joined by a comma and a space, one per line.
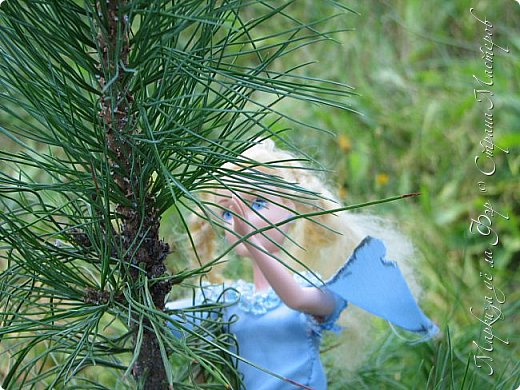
196, 272, 323, 316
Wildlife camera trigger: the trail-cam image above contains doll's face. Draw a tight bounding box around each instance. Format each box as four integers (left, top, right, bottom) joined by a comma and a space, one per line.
217, 191, 294, 257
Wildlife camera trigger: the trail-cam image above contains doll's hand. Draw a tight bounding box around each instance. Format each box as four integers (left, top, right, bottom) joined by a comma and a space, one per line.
222, 197, 260, 258
228, 197, 254, 238
224, 195, 294, 255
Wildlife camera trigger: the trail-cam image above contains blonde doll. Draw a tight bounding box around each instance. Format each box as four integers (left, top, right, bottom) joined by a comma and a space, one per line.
168, 139, 437, 389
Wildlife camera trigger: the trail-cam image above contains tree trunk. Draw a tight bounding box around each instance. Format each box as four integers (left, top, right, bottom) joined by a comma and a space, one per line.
96, 1, 171, 388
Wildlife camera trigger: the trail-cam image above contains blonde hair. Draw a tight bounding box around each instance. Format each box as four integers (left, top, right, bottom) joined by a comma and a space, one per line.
188, 139, 416, 282
186, 138, 421, 371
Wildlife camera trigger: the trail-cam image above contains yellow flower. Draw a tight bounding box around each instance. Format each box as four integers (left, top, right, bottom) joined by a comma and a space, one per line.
337, 134, 351, 152
375, 173, 389, 186
338, 185, 348, 199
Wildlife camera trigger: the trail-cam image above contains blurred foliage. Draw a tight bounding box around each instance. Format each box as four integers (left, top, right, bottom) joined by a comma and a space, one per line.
260, 1, 519, 388
1, 0, 519, 389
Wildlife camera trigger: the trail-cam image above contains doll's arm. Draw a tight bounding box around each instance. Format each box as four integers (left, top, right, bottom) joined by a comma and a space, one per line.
229, 200, 336, 317
247, 236, 336, 317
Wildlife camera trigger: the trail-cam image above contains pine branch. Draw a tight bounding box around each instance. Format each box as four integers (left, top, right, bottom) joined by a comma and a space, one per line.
0, 1, 356, 388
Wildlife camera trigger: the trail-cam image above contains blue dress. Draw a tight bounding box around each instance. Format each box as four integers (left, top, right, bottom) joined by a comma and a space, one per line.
190, 274, 346, 390
168, 236, 438, 389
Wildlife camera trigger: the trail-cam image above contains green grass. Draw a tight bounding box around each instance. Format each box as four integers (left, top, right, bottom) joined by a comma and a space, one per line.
2, 0, 519, 389
262, 1, 519, 388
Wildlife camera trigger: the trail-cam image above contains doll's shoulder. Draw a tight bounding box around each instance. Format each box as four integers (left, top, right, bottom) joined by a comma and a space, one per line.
195, 280, 281, 315
196, 273, 324, 315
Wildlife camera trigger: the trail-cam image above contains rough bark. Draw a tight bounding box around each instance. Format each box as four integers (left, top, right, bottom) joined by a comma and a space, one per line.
95, 1, 172, 388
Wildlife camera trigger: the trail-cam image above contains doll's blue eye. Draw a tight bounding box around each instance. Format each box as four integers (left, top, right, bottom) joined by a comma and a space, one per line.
222, 210, 232, 221
251, 198, 267, 211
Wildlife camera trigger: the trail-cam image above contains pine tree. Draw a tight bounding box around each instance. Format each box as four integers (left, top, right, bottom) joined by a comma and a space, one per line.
0, 1, 354, 388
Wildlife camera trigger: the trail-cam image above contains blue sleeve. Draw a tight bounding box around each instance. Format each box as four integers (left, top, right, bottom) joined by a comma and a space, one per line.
312, 290, 348, 333
325, 236, 438, 340
295, 272, 348, 334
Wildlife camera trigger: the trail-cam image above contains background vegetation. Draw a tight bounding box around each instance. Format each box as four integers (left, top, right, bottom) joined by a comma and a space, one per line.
261, 1, 519, 389
1, 0, 519, 389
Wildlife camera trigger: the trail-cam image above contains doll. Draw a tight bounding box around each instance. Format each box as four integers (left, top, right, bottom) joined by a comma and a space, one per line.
168, 139, 438, 389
